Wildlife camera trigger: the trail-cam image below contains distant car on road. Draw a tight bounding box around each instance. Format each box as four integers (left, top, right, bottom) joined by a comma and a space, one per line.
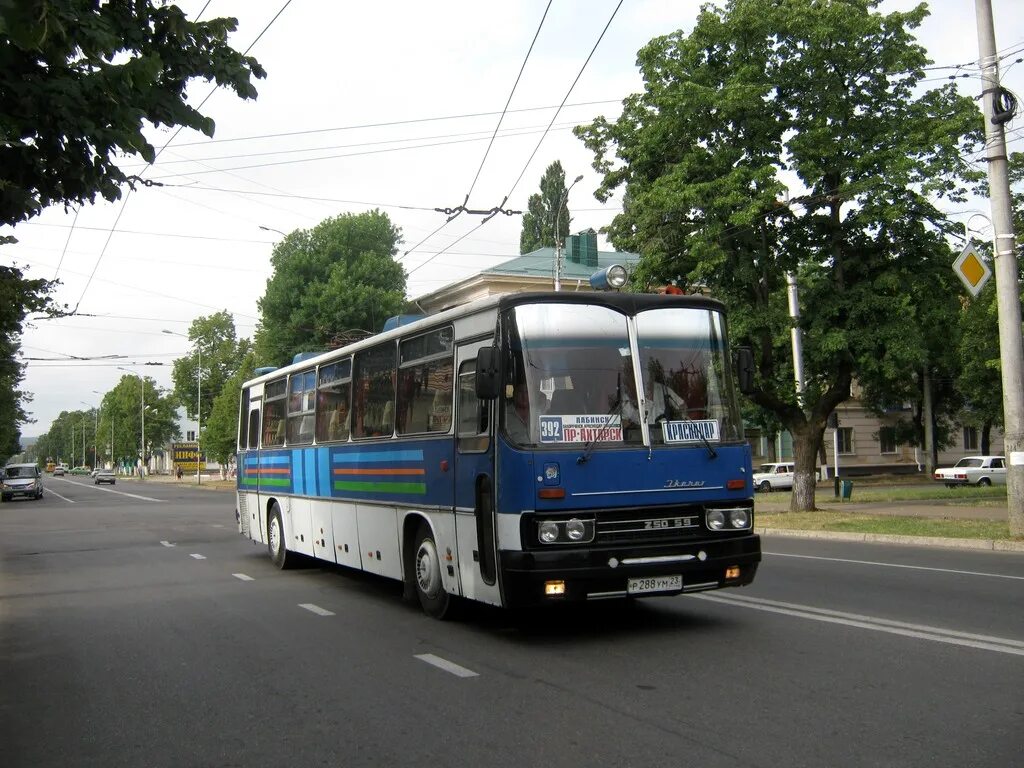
69, 466, 90, 476
1, 463, 43, 501
53, 466, 65, 476
94, 469, 116, 485
933, 456, 1006, 487
753, 462, 795, 492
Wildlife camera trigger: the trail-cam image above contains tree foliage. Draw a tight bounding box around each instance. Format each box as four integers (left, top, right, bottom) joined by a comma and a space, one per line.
0, 0, 265, 227
203, 351, 256, 466
519, 160, 574, 254
576, 0, 982, 510
254, 211, 407, 367
170, 311, 251, 426
0, 264, 54, 463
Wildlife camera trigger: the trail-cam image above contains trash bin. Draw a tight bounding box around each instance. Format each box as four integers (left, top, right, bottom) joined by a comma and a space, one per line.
840, 480, 854, 500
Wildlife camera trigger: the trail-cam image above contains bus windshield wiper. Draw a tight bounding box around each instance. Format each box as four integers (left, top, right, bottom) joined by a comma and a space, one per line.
577, 395, 624, 465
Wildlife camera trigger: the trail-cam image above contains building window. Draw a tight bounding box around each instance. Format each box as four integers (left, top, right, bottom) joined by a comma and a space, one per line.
186, 430, 196, 442
838, 427, 854, 455
963, 426, 978, 451
879, 427, 898, 455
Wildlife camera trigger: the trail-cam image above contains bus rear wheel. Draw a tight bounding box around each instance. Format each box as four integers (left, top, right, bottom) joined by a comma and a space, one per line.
267, 503, 294, 570
412, 523, 453, 619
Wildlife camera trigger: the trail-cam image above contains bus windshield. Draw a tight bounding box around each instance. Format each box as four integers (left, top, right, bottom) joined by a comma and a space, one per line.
503, 302, 743, 447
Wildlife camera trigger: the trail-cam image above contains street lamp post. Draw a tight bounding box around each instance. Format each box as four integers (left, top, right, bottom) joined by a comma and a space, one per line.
81, 401, 97, 468
164, 330, 202, 485
93, 391, 110, 470
553, 174, 584, 292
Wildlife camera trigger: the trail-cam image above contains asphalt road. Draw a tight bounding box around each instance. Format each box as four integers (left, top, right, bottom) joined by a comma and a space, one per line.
1, 477, 1022, 767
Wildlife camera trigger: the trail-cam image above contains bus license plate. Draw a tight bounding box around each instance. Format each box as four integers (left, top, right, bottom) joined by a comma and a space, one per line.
627, 575, 682, 594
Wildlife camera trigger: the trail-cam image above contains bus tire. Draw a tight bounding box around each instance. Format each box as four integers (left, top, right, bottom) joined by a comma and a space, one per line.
412, 522, 453, 619
267, 503, 294, 570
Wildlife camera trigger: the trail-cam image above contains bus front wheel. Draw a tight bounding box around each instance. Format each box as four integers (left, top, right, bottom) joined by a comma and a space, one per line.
267, 503, 294, 570
412, 523, 453, 619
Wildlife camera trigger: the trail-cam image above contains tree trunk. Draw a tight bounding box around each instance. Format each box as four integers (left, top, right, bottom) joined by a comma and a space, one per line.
790, 420, 824, 512
766, 431, 778, 462
982, 421, 992, 455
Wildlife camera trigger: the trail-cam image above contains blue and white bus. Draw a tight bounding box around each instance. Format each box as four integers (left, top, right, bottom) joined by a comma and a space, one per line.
236, 289, 760, 617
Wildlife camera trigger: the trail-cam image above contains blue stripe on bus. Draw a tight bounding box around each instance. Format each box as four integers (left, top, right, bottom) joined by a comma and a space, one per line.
305, 448, 317, 496
292, 450, 305, 494
257, 455, 290, 465
318, 448, 331, 497
331, 450, 424, 463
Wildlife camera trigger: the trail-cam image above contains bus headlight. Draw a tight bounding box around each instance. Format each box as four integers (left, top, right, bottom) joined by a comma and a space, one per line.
730, 509, 750, 529
565, 518, 586, 541
706, 509, 726, 530
538, 521, 559, 543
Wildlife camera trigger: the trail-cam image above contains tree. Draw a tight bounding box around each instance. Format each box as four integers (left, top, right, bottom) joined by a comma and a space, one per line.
203, 351, 256, 467
254, 211, 407, 367
519, 160, 573, 254
576, 0, 982, 511
1, 1, 264, 459
0, 263, 54, 463
0, 1, 265, 228
170, 311, 252, 427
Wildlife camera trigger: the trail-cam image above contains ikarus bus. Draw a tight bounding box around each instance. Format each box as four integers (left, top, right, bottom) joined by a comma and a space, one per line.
235, 287, 760, 618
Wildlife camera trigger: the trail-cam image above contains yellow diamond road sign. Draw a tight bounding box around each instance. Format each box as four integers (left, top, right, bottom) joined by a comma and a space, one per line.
953, 243, 992, 297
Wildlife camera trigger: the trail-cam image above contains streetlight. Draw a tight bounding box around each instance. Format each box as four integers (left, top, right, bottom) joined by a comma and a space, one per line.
93, 390, 111, 470
553, 174, 584, 292
164, 329, 202, 485
259, 225, 286, 237
118, 367, 145, 478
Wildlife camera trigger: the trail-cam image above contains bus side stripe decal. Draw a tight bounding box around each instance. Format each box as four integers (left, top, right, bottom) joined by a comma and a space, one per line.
305, 448, 317, 497
331, 450, 424, 463
319, 447, 331, 498
292, 450, 303, 495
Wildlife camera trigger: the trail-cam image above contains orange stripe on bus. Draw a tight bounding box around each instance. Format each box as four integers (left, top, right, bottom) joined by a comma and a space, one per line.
254, 468, 291, 474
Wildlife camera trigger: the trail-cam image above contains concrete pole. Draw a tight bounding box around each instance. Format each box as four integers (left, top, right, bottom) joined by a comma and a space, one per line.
923, 365, 935, 475
976, 0, 1024, 536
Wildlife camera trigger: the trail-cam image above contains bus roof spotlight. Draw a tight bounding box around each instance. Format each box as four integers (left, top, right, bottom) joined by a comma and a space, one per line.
590, 264, 628, 291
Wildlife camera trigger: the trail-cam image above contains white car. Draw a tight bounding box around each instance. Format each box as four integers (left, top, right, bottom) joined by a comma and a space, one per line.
933, 456, 1006, 487
753, 462, 794, 492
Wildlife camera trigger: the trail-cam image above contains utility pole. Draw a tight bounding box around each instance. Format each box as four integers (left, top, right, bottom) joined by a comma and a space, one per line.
976, 0, 1024, 536
553, 174, 583, 292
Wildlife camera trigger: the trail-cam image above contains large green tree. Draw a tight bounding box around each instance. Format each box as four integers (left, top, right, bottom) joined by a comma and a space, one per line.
519, 160, 575, 254
170, 311, 251, 428
255, 210, 407, 367
577, 0, 982, 511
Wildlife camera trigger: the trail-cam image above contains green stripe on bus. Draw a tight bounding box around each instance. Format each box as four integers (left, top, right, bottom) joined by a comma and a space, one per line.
333, 480, 427, 495
240, 478, 259, 486
253, 478, 292, 487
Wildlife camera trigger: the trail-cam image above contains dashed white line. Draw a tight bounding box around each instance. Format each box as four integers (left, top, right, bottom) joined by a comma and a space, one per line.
160, 541, 176, 548
44, 488, 75, 503
765, 551, 1024, 581
414, 653, 479, 678
298, 603, 335, 616
232, 573, 254, 581
189, 553, 206, 560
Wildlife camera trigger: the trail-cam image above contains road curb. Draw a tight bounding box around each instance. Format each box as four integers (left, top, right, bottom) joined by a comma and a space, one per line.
756, 527, 1024, 553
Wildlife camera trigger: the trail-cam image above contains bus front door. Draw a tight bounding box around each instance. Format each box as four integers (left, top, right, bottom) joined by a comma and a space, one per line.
454, 341, 501, 607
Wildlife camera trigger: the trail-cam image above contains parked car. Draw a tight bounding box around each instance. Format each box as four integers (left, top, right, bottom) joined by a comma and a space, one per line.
94, 469, 116, 485
933, 456, 1006, 487
69, 466, 90, 476
753, 462, 795, 492
53, 466, 65, 476
1, 463, 43, 501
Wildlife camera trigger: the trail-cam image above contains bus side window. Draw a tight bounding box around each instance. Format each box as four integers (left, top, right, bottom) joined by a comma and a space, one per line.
457, 361, 489, 453
247, 409, 260, 450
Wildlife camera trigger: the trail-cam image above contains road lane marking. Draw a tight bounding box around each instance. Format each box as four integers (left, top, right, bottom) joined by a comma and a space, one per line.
695, 593, 1024, 657
160, 541, 176, 548
51, 477, 163, 502
765, 551, 1024, 581
299, 603, 335, 616
44, 488, 75, 503
414, 654, 479, 678
232, 573, 254, 581
189, 553, 206, 560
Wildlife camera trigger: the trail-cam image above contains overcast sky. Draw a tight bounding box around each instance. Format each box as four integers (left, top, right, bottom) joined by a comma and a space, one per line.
4, 0, 1023, 439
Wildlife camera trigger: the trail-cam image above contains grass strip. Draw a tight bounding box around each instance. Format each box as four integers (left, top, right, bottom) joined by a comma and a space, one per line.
756, 511, 1012, 540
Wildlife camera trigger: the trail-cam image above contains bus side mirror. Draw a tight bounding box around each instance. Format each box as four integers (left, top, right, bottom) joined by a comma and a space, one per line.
475, 347, 500, 400
734, 347, 754, 394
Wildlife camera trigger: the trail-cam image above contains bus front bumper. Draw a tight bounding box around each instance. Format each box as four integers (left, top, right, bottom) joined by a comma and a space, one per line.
498, 534, 760, 607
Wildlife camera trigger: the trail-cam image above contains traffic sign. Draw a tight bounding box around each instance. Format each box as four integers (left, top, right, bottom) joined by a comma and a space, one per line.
952, 242, 992, 297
